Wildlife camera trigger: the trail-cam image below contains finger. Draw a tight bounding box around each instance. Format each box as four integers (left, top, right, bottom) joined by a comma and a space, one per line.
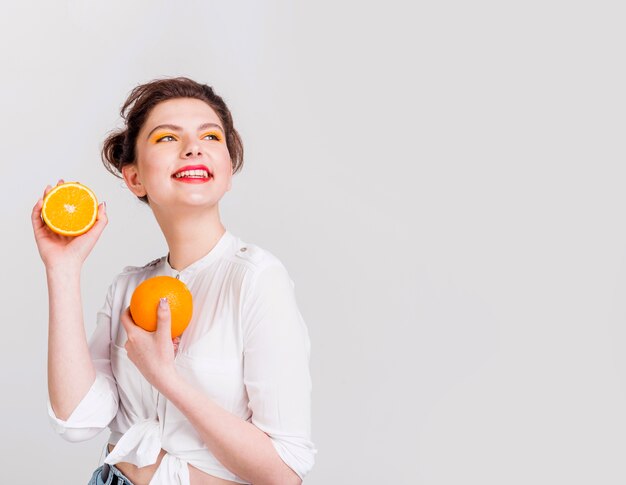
156, 298, 173, 342
31, 198, 45, 231
72, 202, 107, 243
58, 179, 64, 185
88, 202, 108, 236
43, 184, 53, 198
119, 307, 136, 339
95, 202, 108, 226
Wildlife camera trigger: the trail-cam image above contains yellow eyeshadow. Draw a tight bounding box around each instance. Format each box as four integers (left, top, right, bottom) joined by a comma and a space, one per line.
202, 131, 223, 141
151, 133, 177, 143
151, 132, 223, 143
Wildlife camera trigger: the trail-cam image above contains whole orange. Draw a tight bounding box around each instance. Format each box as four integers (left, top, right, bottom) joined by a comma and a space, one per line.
129, 276, 193, 338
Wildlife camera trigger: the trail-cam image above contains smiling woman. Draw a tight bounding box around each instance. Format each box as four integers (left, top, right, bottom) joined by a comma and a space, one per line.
115, 97, 236, 213
101, 78, 244, 206
32, 77, 316, 485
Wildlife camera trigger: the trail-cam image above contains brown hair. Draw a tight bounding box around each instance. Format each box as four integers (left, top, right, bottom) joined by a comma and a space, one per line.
101, 77, 244, 204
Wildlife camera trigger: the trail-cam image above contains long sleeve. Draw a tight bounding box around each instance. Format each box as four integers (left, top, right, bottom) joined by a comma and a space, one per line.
47, 279, 120, 442
241, 262, 317, 480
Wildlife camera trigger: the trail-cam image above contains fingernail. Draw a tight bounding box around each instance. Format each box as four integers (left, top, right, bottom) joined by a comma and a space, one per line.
160, 297, 168, 308
103, 201, 107, 211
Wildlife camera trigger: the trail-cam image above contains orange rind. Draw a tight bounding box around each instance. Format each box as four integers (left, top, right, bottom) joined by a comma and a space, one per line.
130, 276, 193, 338
42, 182, 98, 236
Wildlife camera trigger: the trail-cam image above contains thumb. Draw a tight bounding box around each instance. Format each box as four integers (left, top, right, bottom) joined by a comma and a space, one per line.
119, 307, 136, 339
90, 202, 108, 236
75, 202, 107, 243
157, 297, 173, 341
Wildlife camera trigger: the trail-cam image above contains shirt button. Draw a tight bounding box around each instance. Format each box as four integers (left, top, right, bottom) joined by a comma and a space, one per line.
240, 247, 247, 252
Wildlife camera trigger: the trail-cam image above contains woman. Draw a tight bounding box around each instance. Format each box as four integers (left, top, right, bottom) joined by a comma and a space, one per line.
32, 77, 316, 485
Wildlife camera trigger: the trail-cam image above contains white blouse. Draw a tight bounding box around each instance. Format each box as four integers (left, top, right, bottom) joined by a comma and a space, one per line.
47, 230, 317, 484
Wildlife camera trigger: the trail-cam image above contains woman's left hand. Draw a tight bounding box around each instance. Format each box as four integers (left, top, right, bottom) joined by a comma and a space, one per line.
120, 298, 180, 390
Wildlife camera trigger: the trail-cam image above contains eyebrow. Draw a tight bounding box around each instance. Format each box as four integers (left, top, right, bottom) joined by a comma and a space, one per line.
146, 123, 225, 140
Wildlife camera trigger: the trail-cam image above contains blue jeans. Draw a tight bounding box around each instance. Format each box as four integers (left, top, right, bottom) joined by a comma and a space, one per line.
87, 446, 134, 485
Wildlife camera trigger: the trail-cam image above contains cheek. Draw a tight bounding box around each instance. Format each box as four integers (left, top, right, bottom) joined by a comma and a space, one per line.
214, 154, 233, 177
137, 154, 169, 178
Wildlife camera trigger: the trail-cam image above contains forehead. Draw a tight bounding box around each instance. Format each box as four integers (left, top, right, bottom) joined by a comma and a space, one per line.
144, 98, 222, 128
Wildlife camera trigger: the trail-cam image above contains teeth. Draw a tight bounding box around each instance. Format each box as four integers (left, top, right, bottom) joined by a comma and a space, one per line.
174, 169, 210, 178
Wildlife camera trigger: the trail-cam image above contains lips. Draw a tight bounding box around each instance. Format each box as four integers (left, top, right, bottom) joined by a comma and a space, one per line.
172, 165, 213, 180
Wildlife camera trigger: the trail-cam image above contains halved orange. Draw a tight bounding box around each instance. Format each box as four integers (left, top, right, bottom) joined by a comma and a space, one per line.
41, 182, 99, 236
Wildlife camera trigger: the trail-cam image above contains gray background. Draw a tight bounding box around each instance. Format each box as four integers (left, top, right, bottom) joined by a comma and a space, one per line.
2, 1, 626, 483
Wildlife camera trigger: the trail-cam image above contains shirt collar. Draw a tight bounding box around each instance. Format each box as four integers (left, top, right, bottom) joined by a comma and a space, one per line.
162, 229, 236, 280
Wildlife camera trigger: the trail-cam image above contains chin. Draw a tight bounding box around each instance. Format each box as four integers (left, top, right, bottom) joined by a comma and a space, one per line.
184, 194, 223, 206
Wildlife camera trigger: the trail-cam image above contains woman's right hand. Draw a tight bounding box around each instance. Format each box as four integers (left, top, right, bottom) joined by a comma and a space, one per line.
31, 179, 108, 272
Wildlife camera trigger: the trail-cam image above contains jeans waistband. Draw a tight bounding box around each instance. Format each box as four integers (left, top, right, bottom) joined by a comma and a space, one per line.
102, 444, 134, 485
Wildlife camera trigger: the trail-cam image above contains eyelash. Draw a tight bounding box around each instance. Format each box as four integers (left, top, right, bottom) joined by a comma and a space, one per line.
203, 132, 222, 141
155, 132, 222, 143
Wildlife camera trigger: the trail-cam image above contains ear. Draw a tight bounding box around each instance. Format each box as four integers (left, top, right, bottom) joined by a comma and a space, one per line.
122, 164, 147, 198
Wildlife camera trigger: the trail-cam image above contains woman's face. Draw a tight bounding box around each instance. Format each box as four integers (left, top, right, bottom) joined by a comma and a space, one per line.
123, 97, 233, 211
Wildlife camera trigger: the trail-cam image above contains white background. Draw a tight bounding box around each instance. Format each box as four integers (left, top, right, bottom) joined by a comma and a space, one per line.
2, 1, 626, 483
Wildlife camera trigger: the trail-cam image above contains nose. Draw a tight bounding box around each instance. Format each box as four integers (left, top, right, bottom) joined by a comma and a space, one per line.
181, 136, 202, 158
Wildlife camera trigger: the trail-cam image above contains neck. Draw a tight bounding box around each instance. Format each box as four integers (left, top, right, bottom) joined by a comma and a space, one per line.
152, 203, 226, 271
